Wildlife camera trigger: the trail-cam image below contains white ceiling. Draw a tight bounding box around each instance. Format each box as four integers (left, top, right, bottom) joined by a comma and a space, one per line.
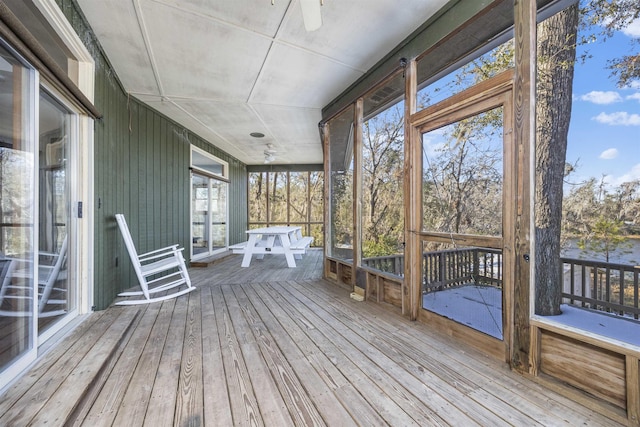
76, 0, 449, 165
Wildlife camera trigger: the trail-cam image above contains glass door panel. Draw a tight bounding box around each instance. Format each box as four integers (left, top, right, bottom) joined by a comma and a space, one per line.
0, 43, 37, 380
38, 90, 74, 335
209, 180, 227, 252
191, 174, 209, 257
191, 173, 228, 259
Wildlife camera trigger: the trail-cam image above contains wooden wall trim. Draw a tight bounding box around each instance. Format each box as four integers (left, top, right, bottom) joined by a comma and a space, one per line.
410, 69, 514, 127
418, 310, 506, 360
531, 318, 640, 359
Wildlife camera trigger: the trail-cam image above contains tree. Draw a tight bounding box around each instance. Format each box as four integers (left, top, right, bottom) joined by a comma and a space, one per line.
422, 110, 503, 236
581, 0, 640, 87
578, 216, 632, 262
362, 104, 404, 257
534, 3, 580, 317
535, 0, 639, 315
563, 177, 638, 262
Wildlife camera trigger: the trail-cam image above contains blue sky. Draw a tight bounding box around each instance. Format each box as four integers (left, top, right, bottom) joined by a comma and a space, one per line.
567, 17, 640, 188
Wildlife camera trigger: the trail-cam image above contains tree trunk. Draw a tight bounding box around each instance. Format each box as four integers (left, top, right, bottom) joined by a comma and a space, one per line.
534, 4, 579, 315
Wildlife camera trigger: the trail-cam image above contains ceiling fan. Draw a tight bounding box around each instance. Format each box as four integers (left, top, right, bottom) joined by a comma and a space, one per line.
272, 0, 324, 32
264, 144, 277, 163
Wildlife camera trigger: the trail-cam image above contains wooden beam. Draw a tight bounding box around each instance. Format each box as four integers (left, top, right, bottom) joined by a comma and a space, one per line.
322, 122, 331, 278
353, 98, 363, 290
512, 0, 536, 373
404, 59, 420, 320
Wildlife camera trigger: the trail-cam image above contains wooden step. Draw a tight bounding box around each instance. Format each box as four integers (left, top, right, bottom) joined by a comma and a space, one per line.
189, 250, 235, 268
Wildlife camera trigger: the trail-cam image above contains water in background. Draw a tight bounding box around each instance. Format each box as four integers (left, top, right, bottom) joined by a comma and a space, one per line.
561, 238, 640, 265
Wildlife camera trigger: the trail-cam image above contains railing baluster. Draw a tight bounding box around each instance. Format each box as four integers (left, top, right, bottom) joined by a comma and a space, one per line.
619, 267, 624, 316
635, 269, 639, 320
570, 262, 575, 305
605, 266, 611, 313
581, 263, 586, 308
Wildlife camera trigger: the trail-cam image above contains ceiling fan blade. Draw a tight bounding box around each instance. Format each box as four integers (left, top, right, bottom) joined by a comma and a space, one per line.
299, 0, 322, 32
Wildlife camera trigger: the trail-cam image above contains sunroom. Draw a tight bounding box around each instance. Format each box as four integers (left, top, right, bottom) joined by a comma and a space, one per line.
0, 0, 638, 425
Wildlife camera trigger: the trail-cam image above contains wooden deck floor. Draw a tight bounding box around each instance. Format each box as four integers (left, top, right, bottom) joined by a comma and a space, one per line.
0, 249, 623, 426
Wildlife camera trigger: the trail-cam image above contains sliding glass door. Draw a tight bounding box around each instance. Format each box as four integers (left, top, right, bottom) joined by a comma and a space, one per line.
191, 173, 228, 258
190, 147, 229, 259
0, 41, 80, 387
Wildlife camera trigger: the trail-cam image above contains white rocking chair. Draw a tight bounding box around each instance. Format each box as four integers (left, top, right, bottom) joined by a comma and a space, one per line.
115, 214, 195, 305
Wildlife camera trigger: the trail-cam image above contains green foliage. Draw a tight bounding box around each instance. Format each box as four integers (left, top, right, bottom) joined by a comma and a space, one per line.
362, 236, 402, 259
577, 216, 632, 262
564, 177, 639, 262
579, 0, 640, 87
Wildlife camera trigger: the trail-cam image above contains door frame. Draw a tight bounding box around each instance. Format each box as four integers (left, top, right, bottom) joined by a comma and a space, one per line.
407, 70, 516, 361
189, 147, 229, 260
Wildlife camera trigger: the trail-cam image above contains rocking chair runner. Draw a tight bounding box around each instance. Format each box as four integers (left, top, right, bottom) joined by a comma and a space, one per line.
115, 214, 195, 305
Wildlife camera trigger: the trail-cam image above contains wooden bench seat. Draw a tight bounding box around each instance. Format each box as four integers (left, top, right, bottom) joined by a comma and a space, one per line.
230, 239, 269, 254
229, 241, 248, 252
290, 236, 314, 251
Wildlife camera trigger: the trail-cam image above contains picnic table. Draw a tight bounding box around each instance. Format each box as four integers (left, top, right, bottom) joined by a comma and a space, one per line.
230, 226, 314, 268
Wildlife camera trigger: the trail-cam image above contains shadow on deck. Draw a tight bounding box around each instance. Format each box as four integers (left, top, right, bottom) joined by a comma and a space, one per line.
0, 248, 623, 426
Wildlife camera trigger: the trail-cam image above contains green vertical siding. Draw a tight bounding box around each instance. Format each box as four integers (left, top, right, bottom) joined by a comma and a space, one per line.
57, 0, 248, 310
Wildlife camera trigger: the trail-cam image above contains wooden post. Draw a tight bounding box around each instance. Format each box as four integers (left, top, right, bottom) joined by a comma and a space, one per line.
626, 355, 640, 424
513, 0, 535, 373
353, 98, 363, 290
321, 122, 331, 279
403, 59, 420, 319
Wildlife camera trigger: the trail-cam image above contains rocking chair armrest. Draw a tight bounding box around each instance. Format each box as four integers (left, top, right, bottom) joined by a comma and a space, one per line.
138, 246, 184, 262
138, 245, 180, 258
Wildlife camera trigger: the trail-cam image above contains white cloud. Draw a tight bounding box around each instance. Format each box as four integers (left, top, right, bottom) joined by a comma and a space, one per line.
628, 81, 640, 90
592, 111, 640, 126
621, 18, 640, 38
627, 93, 640, 102
603, 164, 640, 187
580, 91, 622, 104
599, 148, 618, 159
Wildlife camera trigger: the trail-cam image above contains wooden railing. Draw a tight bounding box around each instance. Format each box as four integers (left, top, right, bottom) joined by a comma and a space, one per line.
361, 247, 503, 287
361, 254, 405, 276
562, 257, 640, 320
363, 249, 640, 319
422, 248, 502, 292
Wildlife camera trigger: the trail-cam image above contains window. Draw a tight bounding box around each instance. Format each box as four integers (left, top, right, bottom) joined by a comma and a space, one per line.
248, 170, 324, 246
191, 147, 227, 179
327, 106, 355, 260
535, 2, 640, 328
360, 71, 405, 277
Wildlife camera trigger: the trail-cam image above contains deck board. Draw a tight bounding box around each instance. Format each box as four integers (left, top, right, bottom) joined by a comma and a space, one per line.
200, 285, 233, 426
0, 250, 626, 426
111, 302, 166, 426
144, 296, 183, 427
